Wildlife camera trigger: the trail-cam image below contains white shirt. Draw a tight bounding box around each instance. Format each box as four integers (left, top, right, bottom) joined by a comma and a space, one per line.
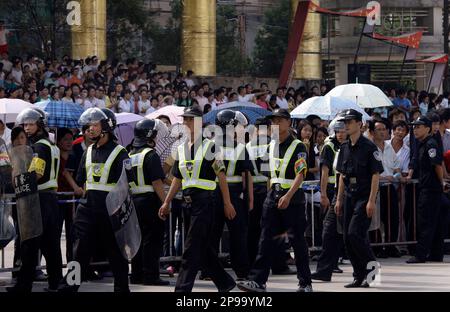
11, 68, 22, 85
377, 140, 400, 177
276, 96, 288, 109
195, 96, 208, 110
1, 59, 12, 72
238, 94, 255, 103
185, 78, 195, 88
118, 98, 132, 113
388, 139, 410, 174
96, 97, 106, 109
138, 99, 151, 115
83, 97, 98, 110
212, 99, 226, 110
442, 98, 449, 109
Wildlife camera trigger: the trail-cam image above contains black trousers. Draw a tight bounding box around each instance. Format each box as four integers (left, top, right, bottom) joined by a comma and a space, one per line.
315, 188, 344, 278
71, 204, 129, 292
416, 190, 443, 260
343, 192, 376, 280
17, 192, 63, 290
131, 194, 164, 281
247, 186, 289, 272
212, 187, 249, 278
175, 191, 235, 292
249, 189, 311, 287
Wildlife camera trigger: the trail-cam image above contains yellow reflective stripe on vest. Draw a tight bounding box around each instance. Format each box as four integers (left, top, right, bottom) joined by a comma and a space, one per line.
86, 145, 124, 192
246, 142, 269, 184
269, 139, 302, 189
36, 139, 60, 191
129, 148, 155, 194
323, 141, 337, 185
178, 139, 216, 190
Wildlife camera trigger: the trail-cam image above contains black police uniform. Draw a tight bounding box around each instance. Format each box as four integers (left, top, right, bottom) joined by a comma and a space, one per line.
129, 146, 166, 284
336, 134, 383, 282
246, 137, 293, 273
14, 134, 63, 291
314, 137, 344, 279
413, 134, 444, 261
248, 135, 311, 288
172, 138, 236, 292
211, 136, 250, 279
74, 139, 132, 292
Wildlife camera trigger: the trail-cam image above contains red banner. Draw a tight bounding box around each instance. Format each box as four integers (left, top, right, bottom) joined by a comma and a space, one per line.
309, 2, 376, 17
370, 31, 423, 49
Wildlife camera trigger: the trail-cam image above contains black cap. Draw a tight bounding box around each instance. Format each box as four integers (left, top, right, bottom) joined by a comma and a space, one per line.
338, 109, 363, 122
410, 116, 432, 128
267, 108, 291, 120
180, 105, 203, 118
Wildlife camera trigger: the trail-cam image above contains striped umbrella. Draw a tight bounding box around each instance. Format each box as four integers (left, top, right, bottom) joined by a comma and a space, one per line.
35, 101, 84, 128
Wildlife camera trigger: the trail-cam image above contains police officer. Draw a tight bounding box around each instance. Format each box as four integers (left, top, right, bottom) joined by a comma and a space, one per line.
129, 119, 169, 285
211, 109, 252, 280
159, 105, 236, 292
237, 108, 312, 292
406, 116, 444, 263
59, 108, 132, 292
335, 109, 383, 288
9, 108, 63, 292
246, 117, 293, 274
311, 118, 347, 282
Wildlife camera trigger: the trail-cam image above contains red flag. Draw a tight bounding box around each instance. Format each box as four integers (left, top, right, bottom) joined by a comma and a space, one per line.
418, 54, 449, 64
309, 2, 375, 17
371, 31, 423, 49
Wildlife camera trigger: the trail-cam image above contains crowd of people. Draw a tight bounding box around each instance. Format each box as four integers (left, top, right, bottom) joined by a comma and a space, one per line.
1, 52, 450, 293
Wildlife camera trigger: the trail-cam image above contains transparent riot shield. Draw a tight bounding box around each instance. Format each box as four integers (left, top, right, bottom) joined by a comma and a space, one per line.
106, 159, 141, 260
10, 145, 43, 242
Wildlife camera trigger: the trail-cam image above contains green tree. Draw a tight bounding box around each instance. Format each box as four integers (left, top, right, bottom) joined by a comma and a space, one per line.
252, 0, 290, 77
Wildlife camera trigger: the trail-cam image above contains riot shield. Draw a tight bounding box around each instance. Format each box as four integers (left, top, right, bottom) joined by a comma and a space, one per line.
106, 159, 141, 260
10, 145, 43, 242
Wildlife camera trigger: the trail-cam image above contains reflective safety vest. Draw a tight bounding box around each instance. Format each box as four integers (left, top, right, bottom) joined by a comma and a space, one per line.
216, 143, 246, 183
269, 139, 304, 189
246, 142, 268, 184
35, 139, 60, 191
129, 148, 155, 195
323, 140, 338, 184
86, 145, 124, 192
178, 139, 217, 191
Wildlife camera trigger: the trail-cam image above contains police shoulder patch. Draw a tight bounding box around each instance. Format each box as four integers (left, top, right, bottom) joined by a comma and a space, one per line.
428, 148, 437, 158
297, 152, 307, 160
373, 151, 382, 161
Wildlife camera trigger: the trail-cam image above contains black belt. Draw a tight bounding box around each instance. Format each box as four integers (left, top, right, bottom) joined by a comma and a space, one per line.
183, 191, 214, 203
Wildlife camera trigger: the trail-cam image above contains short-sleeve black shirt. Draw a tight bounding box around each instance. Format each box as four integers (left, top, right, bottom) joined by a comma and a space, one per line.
336, 135, 384, 196
130, 147, 165, 184
416, 135, 443, 191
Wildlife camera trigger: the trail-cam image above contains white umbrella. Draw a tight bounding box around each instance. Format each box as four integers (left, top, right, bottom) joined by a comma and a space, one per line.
290, 96, 371, 121
327, 83, 393, 108
0, 99, 33, 123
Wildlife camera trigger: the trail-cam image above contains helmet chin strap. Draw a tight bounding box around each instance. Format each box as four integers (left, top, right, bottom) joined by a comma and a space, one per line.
93, 132, 106, 145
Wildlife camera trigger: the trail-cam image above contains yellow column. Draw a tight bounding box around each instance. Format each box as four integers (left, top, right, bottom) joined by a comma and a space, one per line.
181, 0, 216, 76
291, 0, 321, 80
71, 0, 107, 61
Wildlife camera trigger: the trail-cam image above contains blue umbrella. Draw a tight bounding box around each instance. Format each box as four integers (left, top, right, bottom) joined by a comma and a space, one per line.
35, 100, 84, 128
203, 106, 271, 125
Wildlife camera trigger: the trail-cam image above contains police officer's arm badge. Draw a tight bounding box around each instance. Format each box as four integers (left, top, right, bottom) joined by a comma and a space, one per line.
295, 152, 307, 176
28, 157, 46, 176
